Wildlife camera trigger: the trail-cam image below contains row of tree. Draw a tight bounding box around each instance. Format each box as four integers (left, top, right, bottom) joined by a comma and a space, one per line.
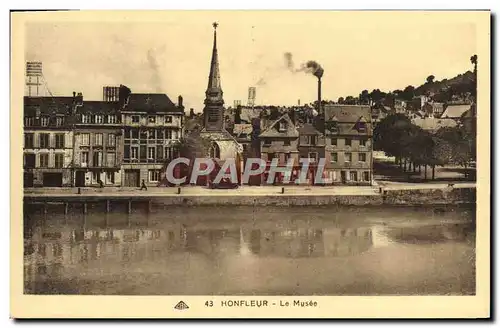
373, 114, 476, 180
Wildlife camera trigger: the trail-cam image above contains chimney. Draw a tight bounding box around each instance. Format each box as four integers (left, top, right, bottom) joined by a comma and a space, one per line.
189, 108, 195, 118
298, 99, 301, 106
317, 77, 322, 115
178, 95, 184, 109
73, 91, 76, 97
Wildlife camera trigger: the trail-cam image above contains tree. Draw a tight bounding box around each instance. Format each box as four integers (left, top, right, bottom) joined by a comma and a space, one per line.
359, 90, 370, 105
337, 97, 345, 104
426, 75, 435, 84
373, 113, 413, 161
344, 96, 357, 105
401, 85, 415, 101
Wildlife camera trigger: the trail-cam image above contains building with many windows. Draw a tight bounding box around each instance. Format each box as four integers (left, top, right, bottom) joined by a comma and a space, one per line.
23, 96, 77, 187
121, 92, 185, 187
323, 105, 373, 185
73, 98, 123, 187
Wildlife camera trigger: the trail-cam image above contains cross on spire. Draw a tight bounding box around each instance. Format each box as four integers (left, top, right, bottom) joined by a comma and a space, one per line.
213, 22, 218, 30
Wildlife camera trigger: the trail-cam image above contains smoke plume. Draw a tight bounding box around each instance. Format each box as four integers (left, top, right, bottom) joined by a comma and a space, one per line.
147, 49, 162, 92
256, 77, 267, 86
284, 52, 324, 79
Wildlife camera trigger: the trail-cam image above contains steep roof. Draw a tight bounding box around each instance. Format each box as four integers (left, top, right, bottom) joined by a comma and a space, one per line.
239, 107, 262, 123
81, 101, 120, 114
24, 96, 75, 116
441, 104, 471, 118
259, 113, 299, 138
233, 124, 253, 136
324, 104, 372, 123
124, 93, 181, 113
412, 118, 457, 131
298, 123, 322, 135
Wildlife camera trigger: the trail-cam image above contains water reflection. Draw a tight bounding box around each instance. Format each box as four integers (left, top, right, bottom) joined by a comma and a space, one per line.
23, 206, 475, 295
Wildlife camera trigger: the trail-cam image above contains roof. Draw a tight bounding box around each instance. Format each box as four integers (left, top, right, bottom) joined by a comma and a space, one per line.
259, 113, 299, 138
412, 118, 457, 131
80, 101, 120, 114
233, 124, 253, 137
239, 107, 262, 123
323, 104, 372, 123
441, 104, 471, 118
124, 93, 181, 113
24, 96, 75, 116
298, 123, 322, 135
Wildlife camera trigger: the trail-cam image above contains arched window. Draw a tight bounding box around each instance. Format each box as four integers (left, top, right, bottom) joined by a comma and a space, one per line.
209, 142, 220, 159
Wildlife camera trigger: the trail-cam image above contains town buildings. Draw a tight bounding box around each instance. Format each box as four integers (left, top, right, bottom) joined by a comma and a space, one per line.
73, 94, 123, 187
23, 96, 77, 187
120, 88, 185, 187
323, 105, 373, 185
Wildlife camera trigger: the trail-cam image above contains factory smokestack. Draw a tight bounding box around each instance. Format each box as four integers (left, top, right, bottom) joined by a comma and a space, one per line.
317, 77, 322, 114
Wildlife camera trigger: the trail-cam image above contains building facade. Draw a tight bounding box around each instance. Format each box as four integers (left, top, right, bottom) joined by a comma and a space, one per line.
23, 96, 76, 187
121, 92, 185, 187
323, 105, 373, 185
73, 99, 123, 187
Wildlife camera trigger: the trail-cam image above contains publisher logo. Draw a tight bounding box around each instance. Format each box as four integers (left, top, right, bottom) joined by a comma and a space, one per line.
174, 301, 189, 310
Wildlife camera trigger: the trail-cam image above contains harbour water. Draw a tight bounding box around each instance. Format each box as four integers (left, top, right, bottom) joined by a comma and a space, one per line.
23, 205, 476, 295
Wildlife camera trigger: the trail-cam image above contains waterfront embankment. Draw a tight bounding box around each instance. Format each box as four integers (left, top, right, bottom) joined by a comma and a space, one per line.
23, 183, 476, 211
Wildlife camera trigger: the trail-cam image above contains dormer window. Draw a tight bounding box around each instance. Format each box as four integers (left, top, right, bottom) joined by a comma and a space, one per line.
357, 122, 367, 132
329, 122, 338, 133
132, 115, 140, 123
40, 116, 49, 127
95, 115, 104, 124
107, 115, 117, 124
279, 121, 287, 132
148, 116, 156, 124
82, 114, 91, 123
165, 116, 173, 123
56, 117, 64, 126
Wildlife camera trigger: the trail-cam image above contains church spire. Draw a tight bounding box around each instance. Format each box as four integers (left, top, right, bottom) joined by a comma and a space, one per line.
206, 22, 223, 97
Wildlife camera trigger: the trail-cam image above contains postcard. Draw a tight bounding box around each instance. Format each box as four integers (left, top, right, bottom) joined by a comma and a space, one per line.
10, 10, 490, 319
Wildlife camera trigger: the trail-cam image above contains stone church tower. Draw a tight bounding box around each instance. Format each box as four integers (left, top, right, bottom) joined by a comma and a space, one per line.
199, 22, 241, 160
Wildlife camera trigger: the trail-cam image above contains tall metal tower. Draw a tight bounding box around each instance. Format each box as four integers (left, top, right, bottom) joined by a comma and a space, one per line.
26, 61, 42, 97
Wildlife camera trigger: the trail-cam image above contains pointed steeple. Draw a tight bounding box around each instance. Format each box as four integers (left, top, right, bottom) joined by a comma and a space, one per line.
205, 22, 223, 104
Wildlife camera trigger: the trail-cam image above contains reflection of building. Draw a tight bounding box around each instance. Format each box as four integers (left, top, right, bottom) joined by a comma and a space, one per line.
322, 227, 373, 257
23, 96, 77, 187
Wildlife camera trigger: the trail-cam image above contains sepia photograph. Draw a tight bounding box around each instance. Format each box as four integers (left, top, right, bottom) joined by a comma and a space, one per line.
10, 9, 490, 319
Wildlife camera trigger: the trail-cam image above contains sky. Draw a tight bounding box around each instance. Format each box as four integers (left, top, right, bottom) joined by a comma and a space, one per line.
24, 11, 477, 111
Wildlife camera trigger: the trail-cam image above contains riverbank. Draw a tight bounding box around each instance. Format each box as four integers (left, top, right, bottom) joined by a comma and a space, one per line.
23, 183, 476, 208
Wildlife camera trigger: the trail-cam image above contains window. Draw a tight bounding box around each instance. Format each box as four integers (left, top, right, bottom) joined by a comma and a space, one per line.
94, 133, 103, 146
92, 172, 100, 184
165, 130, 172, 139
357, 122, 367, 132
131, 129, 139, 139
345, 152, 352, 162
24, 117, 33, 127
95, 115, 104, 124
267, 153, 275, 161
164, 147, 173, 160
131, 147, 139, 159
56, 117, 64, 126
24, 133, 34, 149
279, 121, 287, 132
350, 171, 358, 181
39, 133, 49, 148
55, 134, 65, 149
148, 170, 160, 182
148, 130, 155, 139
309, 136, 317, 145
284, 139, 291, 146
363, 171, 370, 182
132, 115, 140, 123
41, 116, 49, 127
106, 171, 115, 184
148, 116, 156, 124
81, 152, 89, 166
359, 153, 367, 162
81, 133, 90, 146
308, 152, 318, 162
331, 137, 337, 146
107, 134, 116, 147
359, 139, 366, 147
39, 154, 49, 168
93, 151, 103, 166
331, 153, 338, 162
329, 122, 338, 133
148, 147, 156, 160
24, 154, 35, 168
345, 138, 352, 146
54, 153, 64, 168
264, 139, 271, 146
284, 153, 291, 162
106, 153, 115, 167
82, 114, 91, 123
107, 115, 117, 124
165, 116, 172, 123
